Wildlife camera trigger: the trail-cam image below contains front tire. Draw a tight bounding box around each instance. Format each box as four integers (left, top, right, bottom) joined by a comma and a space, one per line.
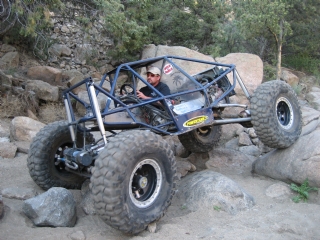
250, 80, 302, 148
90, 130, 177, 234
27, 121, 94, 190
178, 125, 222, 153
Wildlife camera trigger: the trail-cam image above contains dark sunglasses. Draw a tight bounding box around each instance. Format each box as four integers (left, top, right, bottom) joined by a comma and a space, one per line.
147, 73, 159, 77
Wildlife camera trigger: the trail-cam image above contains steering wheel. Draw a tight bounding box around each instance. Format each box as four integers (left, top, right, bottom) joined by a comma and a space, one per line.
120, 84, 135, 95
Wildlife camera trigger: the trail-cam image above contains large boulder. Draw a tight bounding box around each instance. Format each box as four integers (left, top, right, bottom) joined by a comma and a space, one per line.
141, 44, 215, 76
10, 116, 45, 142
216, 53, 263, 98
27, 66, 62, 86
26, 80, 59, 102
300, 105, 320, 136
252, 129, 320, 187
175, 170, 255, 214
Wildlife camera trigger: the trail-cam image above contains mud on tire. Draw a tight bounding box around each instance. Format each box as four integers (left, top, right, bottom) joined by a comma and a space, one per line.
250, 80, 302, 148
27, 121, 94, 190
90, 130, 177, 235
178, 125, 221, 153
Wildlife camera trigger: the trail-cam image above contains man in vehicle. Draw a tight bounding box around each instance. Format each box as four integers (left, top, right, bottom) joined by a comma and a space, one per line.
136, 66, 171, 99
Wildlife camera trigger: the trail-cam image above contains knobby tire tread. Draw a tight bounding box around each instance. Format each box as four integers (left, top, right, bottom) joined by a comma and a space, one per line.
90, 130, 177, 234
250, 80, 302, 148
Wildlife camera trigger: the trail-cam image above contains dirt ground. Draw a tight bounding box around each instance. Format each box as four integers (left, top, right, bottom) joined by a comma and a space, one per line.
1, 138, 320, 240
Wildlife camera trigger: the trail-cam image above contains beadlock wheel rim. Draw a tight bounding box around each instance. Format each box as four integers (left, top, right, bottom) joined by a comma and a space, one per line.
276, 97, 294, 129
197, 126, 211, 136
129, 159, 162, 208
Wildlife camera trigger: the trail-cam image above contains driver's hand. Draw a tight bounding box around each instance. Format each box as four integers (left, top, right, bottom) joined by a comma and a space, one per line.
136, 90, 149, 99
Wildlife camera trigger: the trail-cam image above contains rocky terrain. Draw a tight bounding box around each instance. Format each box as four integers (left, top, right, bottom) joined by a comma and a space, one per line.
1, 42, 320, 239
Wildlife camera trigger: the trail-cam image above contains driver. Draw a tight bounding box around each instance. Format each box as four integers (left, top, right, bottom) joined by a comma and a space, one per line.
136, 66, 171, 99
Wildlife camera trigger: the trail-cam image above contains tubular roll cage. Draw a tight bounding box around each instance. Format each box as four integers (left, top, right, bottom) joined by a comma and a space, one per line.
63, 55, 252, 146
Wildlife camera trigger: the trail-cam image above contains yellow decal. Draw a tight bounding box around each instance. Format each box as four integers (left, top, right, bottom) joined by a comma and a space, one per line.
183, 116, 208, 127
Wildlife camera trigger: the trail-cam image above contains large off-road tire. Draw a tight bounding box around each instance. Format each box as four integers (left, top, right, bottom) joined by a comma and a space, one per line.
90, 130, 177, 235
27, 121, 94, 190
178, 125, 222, 153
250, 80, 302, 148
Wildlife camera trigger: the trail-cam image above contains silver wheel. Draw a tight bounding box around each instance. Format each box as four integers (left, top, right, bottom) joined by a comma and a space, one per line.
129, 159, 162, 208
276, 97, 294, 130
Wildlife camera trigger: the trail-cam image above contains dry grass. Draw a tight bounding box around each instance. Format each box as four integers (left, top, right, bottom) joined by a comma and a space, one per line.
0, 91, 39, 118
37, 103, 67, 124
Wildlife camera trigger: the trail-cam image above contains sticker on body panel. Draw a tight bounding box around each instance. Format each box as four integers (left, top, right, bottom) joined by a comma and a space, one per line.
163, 64, 173, 75
183, 116, 208, 127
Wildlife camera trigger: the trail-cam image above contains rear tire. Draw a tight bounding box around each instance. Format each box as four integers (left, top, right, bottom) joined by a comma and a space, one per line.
178, 125, 221, 153
27, 121, 94, 190
90, 130, 177, 234
250, 80, 302, 148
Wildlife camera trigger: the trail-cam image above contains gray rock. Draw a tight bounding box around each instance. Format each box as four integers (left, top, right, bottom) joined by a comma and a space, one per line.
306, 91, 320, 109
1, 187, 37, 200
26, 80, 59, 102
301, 118, 320, 136
80, 180, 95, 215
174, 143, 191, 158
238, 132, 252, 146
265, 183, 292, 199
239, 145, 261, 157
206, 147, 255, 172
10, 116, 45, 142
247, 128, 257, 138
80, 191, 96, 215
300, 105, 320, 136
0, 123, 10, 138
14, 141, 30, 153
60, 25, 70, 33
281, 68, 299, 87
221, 124, 243, 144
0, 51, 19, 70
176, 170, 255, 214
175, 157, 196, 179
253, 129, 320, 187
224, 138, 239, 150
147, 222, 157, 233
23, 187, 76, 227
0, 137, 10, 142
301, 105, 320, 126
69, 230, 86, 240
48, 43, 72, 57
0, 142, 17, 158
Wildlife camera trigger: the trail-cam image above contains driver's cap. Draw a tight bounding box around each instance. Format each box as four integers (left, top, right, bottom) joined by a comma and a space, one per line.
147, 66, 161, 76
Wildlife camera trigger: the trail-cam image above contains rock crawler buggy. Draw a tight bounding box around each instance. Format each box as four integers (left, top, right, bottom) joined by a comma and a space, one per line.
27, 56, 302, 234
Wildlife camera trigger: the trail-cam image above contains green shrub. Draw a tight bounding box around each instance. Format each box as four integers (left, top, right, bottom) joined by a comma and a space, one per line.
263, 63, 276, 81
290, 179, 318, 203
283, 55, 320, 76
